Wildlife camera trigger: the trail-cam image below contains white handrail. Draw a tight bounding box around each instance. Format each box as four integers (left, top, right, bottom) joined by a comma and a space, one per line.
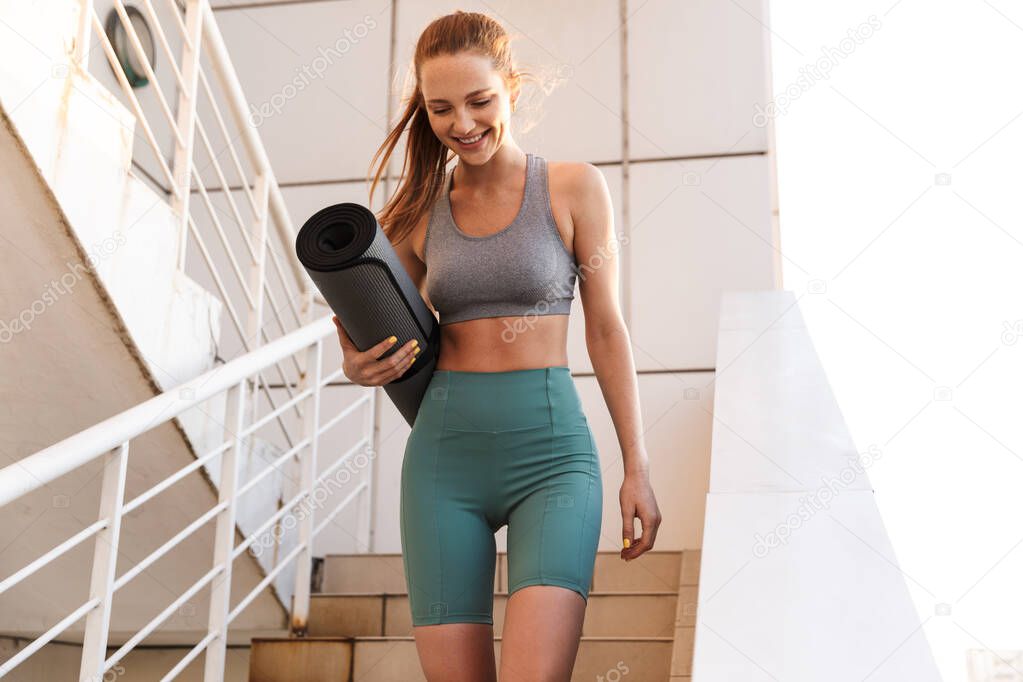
0, 315, 335, 507
0, 519, 107, 596
0, 315, 376, 681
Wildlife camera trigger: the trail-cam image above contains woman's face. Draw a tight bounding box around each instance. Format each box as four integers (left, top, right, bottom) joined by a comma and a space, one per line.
420, 52, 517, 163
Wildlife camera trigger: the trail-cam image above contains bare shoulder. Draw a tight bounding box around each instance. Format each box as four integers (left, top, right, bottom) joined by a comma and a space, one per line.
546, 161, 611, 249
548, 161, 608, 212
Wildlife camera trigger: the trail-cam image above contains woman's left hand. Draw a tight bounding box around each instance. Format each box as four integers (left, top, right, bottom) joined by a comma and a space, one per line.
619, 468, 661, 561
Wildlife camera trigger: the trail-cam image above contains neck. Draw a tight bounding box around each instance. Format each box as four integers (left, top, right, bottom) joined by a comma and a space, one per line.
452, 143, 527, 192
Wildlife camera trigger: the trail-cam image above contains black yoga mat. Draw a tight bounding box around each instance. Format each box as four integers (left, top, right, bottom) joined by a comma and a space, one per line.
295, 203, 439, 427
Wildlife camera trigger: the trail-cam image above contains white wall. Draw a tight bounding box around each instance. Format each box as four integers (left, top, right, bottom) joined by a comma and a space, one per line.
205, 0, 778, 555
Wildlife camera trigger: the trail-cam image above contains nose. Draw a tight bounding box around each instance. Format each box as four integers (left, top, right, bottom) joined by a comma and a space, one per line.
452, 106, 476, 135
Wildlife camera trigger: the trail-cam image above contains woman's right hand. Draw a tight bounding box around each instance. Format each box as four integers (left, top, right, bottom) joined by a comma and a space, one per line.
332, 315, 420, 386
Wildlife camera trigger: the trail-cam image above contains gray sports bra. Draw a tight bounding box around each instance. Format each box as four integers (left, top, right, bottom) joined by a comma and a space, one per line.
423, 152, 578, 326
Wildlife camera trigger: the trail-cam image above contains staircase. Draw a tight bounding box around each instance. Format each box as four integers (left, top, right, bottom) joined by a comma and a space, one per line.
248, 550, 699, 681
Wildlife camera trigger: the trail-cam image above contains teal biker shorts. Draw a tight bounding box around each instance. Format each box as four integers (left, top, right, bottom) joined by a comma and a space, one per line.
400, 366, 603, 627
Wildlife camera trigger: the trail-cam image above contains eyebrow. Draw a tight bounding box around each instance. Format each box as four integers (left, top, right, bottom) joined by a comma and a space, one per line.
426, 88, 492, 105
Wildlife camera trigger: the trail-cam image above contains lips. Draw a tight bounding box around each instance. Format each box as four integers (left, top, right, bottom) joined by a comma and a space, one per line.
454, 128, 490, 148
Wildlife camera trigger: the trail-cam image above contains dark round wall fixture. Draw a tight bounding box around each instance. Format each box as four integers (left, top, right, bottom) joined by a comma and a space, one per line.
104, 6, 156, 89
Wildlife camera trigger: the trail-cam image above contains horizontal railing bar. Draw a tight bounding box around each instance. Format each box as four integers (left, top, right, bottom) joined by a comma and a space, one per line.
161, 0, 191, 49
230, 490, 305, 562
197, 69, 258, 215
160, 630, 218, 682
0, 315, 335, 507
113, 501, 228, 592
111, 0, 184, 148
104, 565, 223, 672
185, 216, 248, 344
90, 9, 180, 199
316, 392, 372, 439
226, 541, 305, 626
194, 118, 256, 261
0, 597, 101, 676
256, 325, 305, 420
265, 245, 305, 328
190, 168, 257, 309
200, 3, 309, 292
122, 439, 231, 516
320, 365, 348, 387
242, 349, 348, 440
314, 436, 369, 491
313, 482, 368, 538
253, 371, 296, 451
262, 282, 306, 377
239, 383, 315, 439
139, 0, 186, 90
235, 437, 310, 499
0, 519, 107, 596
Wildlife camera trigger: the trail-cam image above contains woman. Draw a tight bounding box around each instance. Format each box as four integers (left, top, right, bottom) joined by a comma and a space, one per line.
332, 11, 660, 682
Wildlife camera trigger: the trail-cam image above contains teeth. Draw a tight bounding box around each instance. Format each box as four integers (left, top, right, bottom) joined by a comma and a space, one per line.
458, 130, 486, 144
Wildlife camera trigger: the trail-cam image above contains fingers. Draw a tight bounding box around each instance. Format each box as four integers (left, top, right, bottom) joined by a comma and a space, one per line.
366, 333, 400, 361
621, 504, 636, 557
621, 510, 662, 562
331, 317, 425, 386
365, 338, 420, 384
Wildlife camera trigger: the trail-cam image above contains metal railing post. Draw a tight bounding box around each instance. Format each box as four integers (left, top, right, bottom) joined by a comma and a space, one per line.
172, 0, 205, 270
244, 173, 270, 424
358, 388, 377, 552
74, 0, 94, 65
78, 442, 130, 682
203, 380, 246, 680
290, 338, 323, 635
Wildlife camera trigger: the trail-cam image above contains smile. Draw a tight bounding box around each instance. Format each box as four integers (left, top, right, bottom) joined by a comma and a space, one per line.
454, 129, 490, 147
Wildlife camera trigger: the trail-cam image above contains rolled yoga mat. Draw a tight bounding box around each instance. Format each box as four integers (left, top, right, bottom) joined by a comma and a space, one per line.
295, 203, 440, 427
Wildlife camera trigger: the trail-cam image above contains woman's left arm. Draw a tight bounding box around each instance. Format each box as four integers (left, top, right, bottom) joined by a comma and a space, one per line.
569, 163, 661, 563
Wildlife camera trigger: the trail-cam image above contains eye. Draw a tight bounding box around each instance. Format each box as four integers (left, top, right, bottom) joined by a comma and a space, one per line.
472, 99, 491, 107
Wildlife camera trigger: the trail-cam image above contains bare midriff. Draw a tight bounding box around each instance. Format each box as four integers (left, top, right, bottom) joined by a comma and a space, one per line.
434, 314, 570, 372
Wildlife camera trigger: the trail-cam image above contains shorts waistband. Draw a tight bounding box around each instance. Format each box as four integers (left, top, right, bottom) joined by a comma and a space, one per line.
432, 365, 570, 376
424, 366, 577, 432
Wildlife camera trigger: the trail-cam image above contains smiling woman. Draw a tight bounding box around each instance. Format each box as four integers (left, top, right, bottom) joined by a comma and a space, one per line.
349, 10, 661, 682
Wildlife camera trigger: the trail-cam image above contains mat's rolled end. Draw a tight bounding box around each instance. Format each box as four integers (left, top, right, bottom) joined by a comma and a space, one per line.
296, 203, 439, 427
296, 203, 378, 273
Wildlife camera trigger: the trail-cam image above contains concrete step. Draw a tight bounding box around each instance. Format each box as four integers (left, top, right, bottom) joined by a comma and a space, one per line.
322, 550, 686, 594
308, 590, 690, 638
249, 635, 677, 682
